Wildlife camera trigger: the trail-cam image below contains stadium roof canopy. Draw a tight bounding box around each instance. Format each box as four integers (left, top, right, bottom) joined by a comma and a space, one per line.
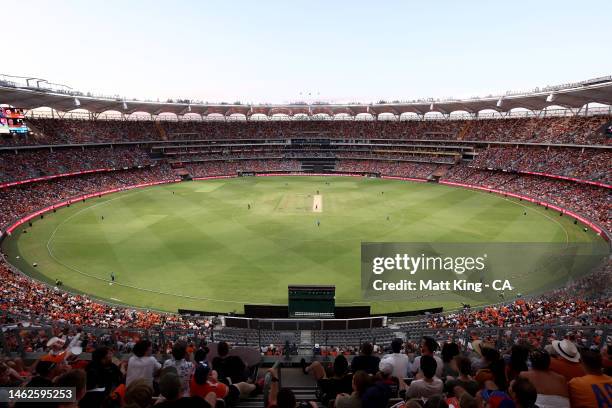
1, 76, 611, 118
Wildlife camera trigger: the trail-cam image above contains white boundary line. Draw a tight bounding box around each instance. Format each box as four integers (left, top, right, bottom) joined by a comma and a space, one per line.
39, 178, 577, 308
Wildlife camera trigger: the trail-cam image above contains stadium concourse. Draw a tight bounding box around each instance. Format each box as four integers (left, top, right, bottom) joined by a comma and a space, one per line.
0, 112, 611, 407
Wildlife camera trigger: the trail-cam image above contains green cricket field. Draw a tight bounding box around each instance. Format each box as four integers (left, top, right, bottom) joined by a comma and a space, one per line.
1, 176, 607, 314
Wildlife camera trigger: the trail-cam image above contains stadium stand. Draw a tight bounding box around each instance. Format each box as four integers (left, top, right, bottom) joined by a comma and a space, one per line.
0, 112, 610, 407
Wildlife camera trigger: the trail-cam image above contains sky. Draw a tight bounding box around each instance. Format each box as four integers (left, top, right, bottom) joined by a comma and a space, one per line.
4, 0, 612, 104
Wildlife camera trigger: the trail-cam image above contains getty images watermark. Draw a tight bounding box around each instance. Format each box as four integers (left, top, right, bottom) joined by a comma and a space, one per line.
360, 242, 608, 301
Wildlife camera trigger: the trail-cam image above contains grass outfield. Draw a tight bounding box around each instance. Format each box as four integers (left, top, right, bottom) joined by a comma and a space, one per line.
1, 176, 607, 314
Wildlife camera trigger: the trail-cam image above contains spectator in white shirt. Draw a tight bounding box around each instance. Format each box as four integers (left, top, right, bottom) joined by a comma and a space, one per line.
163, 341, 194, 397
379, 338, 411, 379
411, 336, 444, 379
126, 340, 161, 388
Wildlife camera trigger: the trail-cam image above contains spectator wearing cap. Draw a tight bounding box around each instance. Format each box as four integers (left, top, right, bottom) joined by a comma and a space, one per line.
568, 349, 612, 408
406, 355, 443, 399
548, 339, 586, 382
40, 336, 70, 364
351, 342, 380, 375
380, 338, 411, 379
411, 337, 443, 379
126, 340, 161, 388
519, 350, 569, 408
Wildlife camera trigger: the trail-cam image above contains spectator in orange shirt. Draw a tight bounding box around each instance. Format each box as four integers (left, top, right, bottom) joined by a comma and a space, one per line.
190, 361, 255, 405
548, 339, 586, 382
569, 349, 612, 408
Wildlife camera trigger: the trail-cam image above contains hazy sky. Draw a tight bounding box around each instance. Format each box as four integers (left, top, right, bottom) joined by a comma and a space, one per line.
5, 0, 611, 104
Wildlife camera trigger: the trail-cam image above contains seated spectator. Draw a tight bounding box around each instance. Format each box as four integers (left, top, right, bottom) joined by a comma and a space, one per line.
406, 355, 443, 399
509, 377, 538, 408
440, 342, 460, 379
211, 341, 247, 384
25, 361, 55, 387
190, 361, 255, 405
123, 378, 153, 408
411, 337, 443, 379
568, 349, 612, 408
380, 338, 411, 379
549, 339, 586, 382
335, 370, 371, 408
506, 344, 529, 383
519, 350, 569, 408
163, 341, 194, 397
80, 346, 123, 407
126, 340, 161, 388
475, 347, 508, 391
305, 355, 352, 405
55, 369, 87, 408
477, 380, 514, 408
351, 342, 380, 375
158, 368, 213, 407
445, 356, 480, 397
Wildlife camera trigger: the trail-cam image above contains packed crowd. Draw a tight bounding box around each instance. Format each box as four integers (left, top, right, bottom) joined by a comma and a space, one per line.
471, 146, 611, 185
0, 166, 176, 229
0, 259, 215, 332
442, 165, 612, 231
296, 333, 612, 408
25, 118, 159, 145
0, 147, 153, 184
1, 326, 611, 407
0, 339, 252, 408
1, 115, 608, 146
426, 262, 612, 330
336, 161, 445, 179
184, 160, 301, 177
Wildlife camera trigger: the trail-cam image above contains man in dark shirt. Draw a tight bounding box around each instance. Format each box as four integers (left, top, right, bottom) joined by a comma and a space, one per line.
211, 342, 247, 384
351, 342, 380, 375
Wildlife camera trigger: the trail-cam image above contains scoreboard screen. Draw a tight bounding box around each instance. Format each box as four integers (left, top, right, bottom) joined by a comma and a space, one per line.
0, 107, 29, 134
288, 285, 335, 318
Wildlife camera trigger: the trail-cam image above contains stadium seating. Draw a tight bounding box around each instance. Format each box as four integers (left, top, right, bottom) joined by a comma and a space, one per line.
0, 114, 610, 408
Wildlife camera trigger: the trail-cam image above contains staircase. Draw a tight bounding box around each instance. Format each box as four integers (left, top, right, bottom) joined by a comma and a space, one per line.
300, 330, 312, 347
154, 121, 168, 140
457, 121, 472, 140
